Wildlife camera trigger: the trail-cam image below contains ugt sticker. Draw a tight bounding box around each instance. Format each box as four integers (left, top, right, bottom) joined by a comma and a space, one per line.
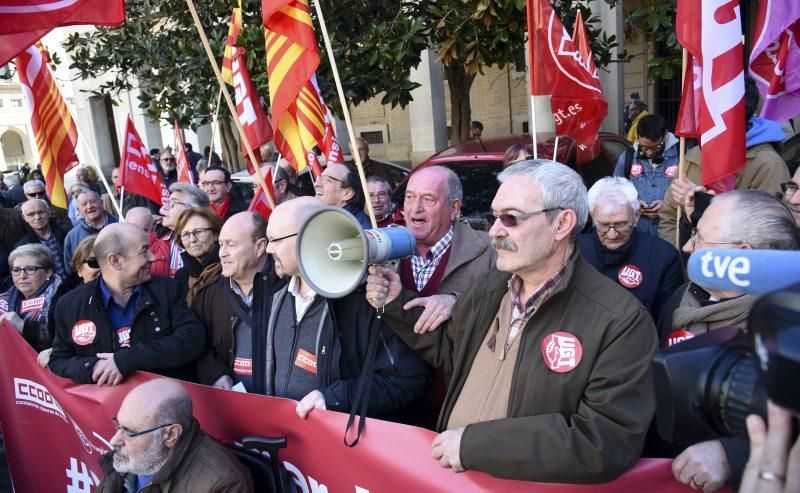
72, 320, 97, 346
665, 329, 695, 348
617, 264, 643, 289
630, 163, 643, 177
541, 332, 583, 373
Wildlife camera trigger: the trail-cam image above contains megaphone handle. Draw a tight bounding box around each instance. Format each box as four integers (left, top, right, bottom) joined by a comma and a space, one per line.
375, 304, 385, 319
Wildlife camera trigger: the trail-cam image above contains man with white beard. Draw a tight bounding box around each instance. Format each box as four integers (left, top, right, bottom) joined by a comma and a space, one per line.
96, 378, 252, 492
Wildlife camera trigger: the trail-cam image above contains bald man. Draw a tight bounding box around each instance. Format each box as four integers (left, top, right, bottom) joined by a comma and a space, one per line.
49, 223, 206, 385
124, 207, 155, 233
260, 198, 427, 419
98, 378, 251, 491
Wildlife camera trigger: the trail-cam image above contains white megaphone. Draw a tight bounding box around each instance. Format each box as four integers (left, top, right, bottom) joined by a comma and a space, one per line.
296, 207, 416, 298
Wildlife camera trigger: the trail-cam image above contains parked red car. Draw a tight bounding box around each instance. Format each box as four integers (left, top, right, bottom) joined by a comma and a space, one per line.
393, 133, 631, 218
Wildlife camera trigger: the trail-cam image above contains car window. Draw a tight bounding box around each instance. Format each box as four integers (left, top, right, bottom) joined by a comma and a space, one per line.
601, 139, 629, 164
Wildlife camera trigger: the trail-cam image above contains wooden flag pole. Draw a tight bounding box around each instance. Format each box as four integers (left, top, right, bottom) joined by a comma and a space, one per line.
676, 48, 688, 247
72, 119, 123, 218
208, 87, 223, 166
184, 0, 276, 210
311, 0, 378, 229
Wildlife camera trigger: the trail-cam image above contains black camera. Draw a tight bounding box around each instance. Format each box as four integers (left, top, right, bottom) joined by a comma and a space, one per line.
652, 285, 800, 444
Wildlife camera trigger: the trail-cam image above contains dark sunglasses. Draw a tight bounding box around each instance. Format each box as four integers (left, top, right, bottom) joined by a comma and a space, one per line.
485, 207, 563, 227
85, 257, 99, 269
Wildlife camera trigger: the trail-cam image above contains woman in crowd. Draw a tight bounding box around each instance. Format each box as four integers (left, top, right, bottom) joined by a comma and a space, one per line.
173, 207, 221, 305
39, 235, 100, 367
0, 244, 61, 352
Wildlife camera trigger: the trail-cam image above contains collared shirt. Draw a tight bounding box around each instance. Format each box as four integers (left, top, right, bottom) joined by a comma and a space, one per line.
288, 276, 317, 322
410, 226, 453, 292
98, 278, 142, 342
38, 232, 66, 278
506, 261, 570, 344
229, 278, 253, 308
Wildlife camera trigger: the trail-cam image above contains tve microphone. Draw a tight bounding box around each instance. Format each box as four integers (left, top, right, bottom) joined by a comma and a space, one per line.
687, 248, 800, 295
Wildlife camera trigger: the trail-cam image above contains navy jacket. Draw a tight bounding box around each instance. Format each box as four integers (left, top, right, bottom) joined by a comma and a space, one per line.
578, 229, 684, 322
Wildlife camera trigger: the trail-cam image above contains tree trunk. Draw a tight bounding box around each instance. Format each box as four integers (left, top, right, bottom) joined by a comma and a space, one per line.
445, 63, 477, 144
218, 115, 241, 173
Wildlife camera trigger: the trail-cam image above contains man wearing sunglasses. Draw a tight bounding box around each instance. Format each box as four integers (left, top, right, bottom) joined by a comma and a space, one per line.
578, 178, 683, 322
367, 160, 657, 483
97, 378, 251, 491
613, 114, 680, 238
656, 189, 799, 492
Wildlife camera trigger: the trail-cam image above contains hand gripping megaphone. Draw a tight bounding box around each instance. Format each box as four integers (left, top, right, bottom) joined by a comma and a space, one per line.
296, 207, 416, 298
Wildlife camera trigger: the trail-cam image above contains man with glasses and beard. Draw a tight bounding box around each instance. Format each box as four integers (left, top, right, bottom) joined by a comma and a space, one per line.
578, 177, 683, 321
97, 378, 251, 492
366, 160, 657, 483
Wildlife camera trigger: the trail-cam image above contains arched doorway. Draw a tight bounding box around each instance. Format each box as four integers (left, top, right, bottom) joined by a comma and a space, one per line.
1, 129, 26, 167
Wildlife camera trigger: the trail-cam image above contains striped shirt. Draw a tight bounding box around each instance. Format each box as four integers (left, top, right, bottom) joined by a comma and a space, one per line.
506, 261, 569, 344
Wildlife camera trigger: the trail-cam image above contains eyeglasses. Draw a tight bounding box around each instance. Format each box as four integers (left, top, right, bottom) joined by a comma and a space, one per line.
319, 175, 344, 187
781, 181, 798, 196
369, 192, 389, 200
595, 222, 634, 234
638, 141, 665, 153
11, 266, 46, 276
267, 232, 298, 244
689, 228, 744, 250
161, 158, 176, 163
23, 210, 48, 218
163, 198, 189, 210
200, 180, 227, 188
112, 417, 175, 439
180, 227, 213, 242
26, 191, 46, 198
85, 257, 99, 269
485, 208, 563, 227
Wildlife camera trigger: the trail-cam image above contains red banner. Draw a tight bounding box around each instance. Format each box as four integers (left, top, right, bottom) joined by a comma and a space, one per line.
0, 323, 697, 492
119, 116, 166, 205
527, 0, 607, 158
0, 0, 125, 67
232, 52, 274, 174
248, 165, 275, 221
172, 122, 195, 185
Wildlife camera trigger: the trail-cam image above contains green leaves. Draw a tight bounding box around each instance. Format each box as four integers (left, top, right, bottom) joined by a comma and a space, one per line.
625, 0, 679, 83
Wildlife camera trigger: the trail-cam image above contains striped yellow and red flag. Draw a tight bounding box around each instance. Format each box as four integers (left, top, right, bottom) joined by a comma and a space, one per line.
263, 0, 326, 172
15, 43, 78, 209
221, 0, 243, 85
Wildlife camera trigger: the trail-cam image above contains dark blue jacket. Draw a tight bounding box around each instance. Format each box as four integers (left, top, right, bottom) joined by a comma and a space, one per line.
578, 229, 684, 322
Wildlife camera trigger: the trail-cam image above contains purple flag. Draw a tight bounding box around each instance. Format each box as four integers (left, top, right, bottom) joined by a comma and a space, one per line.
749, 0, 800, 122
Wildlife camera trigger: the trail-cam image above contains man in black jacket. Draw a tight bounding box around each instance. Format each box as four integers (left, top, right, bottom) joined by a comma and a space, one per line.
49, 223, 206, 385
578, 177, 683, 322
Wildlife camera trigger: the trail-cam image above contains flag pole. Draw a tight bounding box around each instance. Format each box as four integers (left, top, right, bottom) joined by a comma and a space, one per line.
311, 0, 378, 229
184, 0, 276, 210
552, 136, 559, 161
676, 47, 688, 247
119, 186, 125, 220
208, 87, 223, 165
73, 120, 123, 218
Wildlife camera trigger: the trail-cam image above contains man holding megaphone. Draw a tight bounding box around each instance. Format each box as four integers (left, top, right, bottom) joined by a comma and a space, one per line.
366, 160, 657, 483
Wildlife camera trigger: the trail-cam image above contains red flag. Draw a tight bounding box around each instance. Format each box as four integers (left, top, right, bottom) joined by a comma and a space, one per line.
220, 2, 243, 85
172, 122, 194, 184
247, 166, 275, 221
0, 0, 125, 67
676, 0, 746, 192
310, 75, 344, 168
232, 51, 274, 174
15, 43, 78, 209
675, 54, 701, 138
526, 0, 607, 159
119, 116, 166, 205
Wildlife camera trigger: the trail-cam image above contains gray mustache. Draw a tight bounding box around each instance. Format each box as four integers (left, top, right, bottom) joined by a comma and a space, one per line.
491, 237, 518, 252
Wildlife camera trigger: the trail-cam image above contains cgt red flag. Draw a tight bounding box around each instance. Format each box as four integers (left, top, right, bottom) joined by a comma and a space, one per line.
247, 165, 275, 221
172, 122, 195, 184
119, 116, 166, 205
527, 0, 607, 160
0, 0, 125, 67
232, 53, 274, 174
676, 0, 746, 192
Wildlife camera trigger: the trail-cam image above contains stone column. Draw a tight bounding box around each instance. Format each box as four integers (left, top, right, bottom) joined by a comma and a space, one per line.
591, 0, 625, 134
408, 50, 448, 166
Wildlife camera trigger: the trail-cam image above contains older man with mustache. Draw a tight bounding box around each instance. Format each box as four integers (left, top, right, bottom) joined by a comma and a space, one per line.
366, 160, 657, 483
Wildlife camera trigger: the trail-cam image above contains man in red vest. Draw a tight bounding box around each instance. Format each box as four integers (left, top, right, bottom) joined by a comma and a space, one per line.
395, 165, 496, 428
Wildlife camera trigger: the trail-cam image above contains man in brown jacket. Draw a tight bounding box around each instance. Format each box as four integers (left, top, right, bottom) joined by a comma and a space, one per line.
367, 160, 657, 483
658, 77, 790, 247
97, 378, 251, 492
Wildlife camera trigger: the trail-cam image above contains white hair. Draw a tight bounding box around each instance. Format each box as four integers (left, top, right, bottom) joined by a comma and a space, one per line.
498, 159, 589, 241
23, 179, 46, 193
3, 174, 20, 188
587, 176, 640, 214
